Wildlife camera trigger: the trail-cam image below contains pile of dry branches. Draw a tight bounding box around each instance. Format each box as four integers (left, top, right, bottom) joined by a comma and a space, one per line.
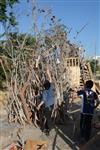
0, 3, 83, 126
0, 23, 74, 126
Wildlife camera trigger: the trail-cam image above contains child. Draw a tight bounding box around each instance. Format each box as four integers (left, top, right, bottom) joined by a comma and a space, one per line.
37, 80, 54, 135
77, 80, 99, 141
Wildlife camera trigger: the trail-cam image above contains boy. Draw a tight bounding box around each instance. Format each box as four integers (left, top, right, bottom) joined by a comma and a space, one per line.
77, 80, 99, 141
37, 66, 54, 135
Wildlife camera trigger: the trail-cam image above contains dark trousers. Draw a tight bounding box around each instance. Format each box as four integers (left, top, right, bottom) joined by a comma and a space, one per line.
44, 107, 51, 130
80, 113, 93, 140
43, 105, 54, 131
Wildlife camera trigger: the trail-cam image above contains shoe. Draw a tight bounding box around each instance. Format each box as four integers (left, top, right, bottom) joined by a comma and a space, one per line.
42, 129, 50, 136
78, 138, 86, 146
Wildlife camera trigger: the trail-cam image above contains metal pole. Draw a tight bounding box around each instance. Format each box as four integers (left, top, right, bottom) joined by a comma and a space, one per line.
94, 44, 96, 79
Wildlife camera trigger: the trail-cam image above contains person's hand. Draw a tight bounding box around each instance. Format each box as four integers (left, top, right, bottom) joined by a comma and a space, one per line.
37, 101, 44, 110
37, 105, 41, 110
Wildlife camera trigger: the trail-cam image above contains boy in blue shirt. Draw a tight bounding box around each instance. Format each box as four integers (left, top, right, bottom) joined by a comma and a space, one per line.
77, 80, 99, 141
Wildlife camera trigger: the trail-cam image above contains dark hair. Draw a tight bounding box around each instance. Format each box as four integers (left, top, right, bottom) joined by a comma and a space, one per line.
34, 87, 39, 95
85, 80, 93, 89
43, 80, 51, 90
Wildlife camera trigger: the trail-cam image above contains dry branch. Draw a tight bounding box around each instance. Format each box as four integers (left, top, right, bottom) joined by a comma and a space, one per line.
19, 70, 32, 123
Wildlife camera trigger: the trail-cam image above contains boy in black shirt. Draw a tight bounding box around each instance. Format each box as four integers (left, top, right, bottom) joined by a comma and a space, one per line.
77, 80, 99, 140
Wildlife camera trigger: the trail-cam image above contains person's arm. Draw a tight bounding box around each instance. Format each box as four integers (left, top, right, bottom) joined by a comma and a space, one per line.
94, 93, 99, 109
77, 90, 83, 98
37, 91, 47, 110
37, 101, 44, 110
46, 65, 52, 83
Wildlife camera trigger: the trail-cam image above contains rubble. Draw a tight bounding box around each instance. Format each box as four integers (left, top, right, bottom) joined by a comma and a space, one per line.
24, 139, 48, 150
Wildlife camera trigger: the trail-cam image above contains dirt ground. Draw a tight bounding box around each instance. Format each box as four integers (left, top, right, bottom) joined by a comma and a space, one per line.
0, 100, 100, 150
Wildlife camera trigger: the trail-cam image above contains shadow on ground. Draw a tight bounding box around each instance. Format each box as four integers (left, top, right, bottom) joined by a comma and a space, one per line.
50, 102, 100, 150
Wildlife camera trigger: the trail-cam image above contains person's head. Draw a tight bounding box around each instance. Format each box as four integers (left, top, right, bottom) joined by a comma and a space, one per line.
85, 80, 93, 89
43, 80, 51, 90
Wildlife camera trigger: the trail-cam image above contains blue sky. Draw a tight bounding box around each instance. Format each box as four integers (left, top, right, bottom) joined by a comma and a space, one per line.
0, 0, 100, 57
37, 0, 100, 57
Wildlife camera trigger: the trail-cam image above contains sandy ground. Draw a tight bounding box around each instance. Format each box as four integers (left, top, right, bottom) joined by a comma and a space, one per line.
0, 100, 100, 150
